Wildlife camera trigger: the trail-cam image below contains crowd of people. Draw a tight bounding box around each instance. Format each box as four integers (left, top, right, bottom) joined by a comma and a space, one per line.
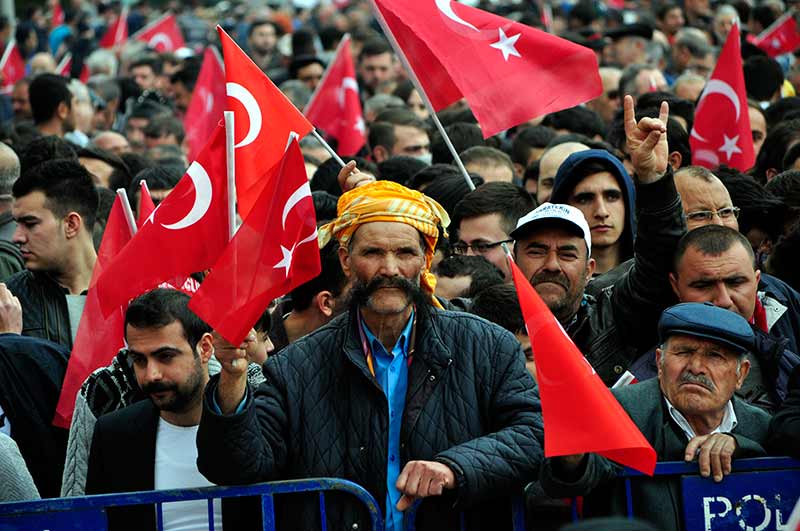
0, 0, 799, 530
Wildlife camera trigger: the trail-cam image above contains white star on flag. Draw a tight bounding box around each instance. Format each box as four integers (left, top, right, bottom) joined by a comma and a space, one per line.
354, 116, 365, 134
490, 28, 522, 61
274, 244, 295, 277
718, 134, 742, 161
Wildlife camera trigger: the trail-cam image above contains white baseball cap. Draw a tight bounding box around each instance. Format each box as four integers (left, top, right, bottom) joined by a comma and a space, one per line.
509, 202, 592, 255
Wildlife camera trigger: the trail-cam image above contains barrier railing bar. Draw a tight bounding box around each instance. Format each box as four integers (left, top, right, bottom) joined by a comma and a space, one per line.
261, 492, 275, 531
156, 501, 164, 531
621, 457, 800, 477
511, 494, 526, 531
318, 491, 328, 531
624, 478, 633, 518
207, 498, 215, 531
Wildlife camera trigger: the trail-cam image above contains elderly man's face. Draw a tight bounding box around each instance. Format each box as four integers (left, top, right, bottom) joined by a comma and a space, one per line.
340, 221, 427, 316
675, 173, 739, 232
670, 242, 761, 320
515, 225, 595, 322
657, 334, 749, 420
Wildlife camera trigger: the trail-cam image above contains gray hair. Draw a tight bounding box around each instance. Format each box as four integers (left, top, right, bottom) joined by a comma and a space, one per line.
0, 143, 20, 198
86, 49, 119, 77
279, 80, 312, 111
364, 94, 405, 117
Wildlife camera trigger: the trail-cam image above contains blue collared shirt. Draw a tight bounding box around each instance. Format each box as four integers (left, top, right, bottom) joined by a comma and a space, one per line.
360, 311, 413, 531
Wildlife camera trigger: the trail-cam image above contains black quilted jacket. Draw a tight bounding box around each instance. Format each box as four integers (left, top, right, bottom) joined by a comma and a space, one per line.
197, 308, 544, 530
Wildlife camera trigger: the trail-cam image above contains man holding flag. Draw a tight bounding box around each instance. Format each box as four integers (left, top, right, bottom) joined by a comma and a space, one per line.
540, 303, 771, 530
197, 180, 544, 531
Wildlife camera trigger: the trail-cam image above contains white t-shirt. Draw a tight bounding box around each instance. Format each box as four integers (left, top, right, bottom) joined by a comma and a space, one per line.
154, 419, 223, 531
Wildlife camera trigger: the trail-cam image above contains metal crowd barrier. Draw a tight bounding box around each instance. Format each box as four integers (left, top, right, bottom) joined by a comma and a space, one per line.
0, 478, 384, 531
572, 457, 800, 531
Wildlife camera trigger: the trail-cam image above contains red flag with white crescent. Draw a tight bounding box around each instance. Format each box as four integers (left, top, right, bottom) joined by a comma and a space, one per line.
99, 8, 129, 49
134, 14, 185, 53
217, 26, 314, 219
94, 125, 230, 315
690, 24, 754, 172
184, 47, 226, 162
370, 0, 601, 138
189, 139, 320, 346
752, 11, 800, 57
0, 41, 26, 95
305, 35, 366, 156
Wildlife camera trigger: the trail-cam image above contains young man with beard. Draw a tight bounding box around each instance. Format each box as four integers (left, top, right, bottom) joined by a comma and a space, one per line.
85, 289, 258, 531
198, 181, 543, 531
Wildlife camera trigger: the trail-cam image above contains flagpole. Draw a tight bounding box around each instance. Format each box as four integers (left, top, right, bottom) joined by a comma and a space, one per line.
55, 52, 71, 75
305, 34, 351, 113
224, 111, 238, 241
115, 5, 130, 45
368, 0, 476, 191
311, 129, 347, 168
116, 188, 138, 237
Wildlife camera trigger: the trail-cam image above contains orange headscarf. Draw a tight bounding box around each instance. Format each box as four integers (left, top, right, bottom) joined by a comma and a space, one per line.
318, 181, 450, 306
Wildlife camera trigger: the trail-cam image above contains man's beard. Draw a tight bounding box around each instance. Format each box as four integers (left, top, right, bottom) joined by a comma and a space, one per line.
347, 275, 431, 320
140, 362, 204, 413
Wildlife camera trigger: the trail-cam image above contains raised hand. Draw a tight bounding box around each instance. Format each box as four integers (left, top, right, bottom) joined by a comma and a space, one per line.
623, 95, 669, 184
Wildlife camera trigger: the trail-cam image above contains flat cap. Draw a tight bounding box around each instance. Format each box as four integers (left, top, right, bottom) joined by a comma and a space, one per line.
658, 302, 755, 354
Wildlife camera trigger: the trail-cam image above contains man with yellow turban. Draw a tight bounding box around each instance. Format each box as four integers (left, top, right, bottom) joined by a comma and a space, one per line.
198, 178, 544, 531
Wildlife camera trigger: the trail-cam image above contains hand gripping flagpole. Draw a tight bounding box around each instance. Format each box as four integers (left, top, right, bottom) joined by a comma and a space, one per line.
116, 188, 138, 237
368, 0, 476, 192
224, 111, 237, 241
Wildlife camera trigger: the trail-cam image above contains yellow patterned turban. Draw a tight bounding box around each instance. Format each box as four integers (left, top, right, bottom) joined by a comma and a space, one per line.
318, 181, 450, 305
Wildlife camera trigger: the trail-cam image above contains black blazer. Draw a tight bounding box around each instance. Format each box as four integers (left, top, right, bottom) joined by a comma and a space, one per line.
86, 400, 260, 531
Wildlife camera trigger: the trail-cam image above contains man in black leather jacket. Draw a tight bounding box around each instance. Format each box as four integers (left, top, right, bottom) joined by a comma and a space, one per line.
4, 159, 98, 349
512, 96, 686, 386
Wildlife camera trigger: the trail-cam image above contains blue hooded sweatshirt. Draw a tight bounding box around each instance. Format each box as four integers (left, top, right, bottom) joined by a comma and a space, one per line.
549, 149, 637, 261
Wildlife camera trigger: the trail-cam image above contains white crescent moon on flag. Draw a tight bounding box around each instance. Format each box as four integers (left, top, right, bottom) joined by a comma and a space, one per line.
337, 77, 359, 107
162, 162, 213, 230
282, 182, 312, 229
226, 82, 262, 149
691, 79, 741, 143
435, 0, 480, 32
148, 33, 173, 51
694, 149, 721, 167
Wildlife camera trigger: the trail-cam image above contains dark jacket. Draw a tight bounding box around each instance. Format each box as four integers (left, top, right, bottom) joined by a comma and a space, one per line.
550, 149, 637, 262
197, 308, 544, 531
540, 378, 771, 531
0, 334, 69, 498
563, 169, 685, 385
85, 400, 260, 531
768, 364, 800, 458
5, 270, 77, 349
0, 211, 23, 282
629, 274, 800, 409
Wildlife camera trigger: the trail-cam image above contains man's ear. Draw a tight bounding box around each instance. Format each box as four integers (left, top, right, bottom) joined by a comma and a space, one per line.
372, 145, 390, 163
668, 150, 682, 171
736, 358, 751, 389
585, 258, 596, 280
655, 347, 664, 378
669, 272, 680, 298
316, 290, 335, 317
338, 244, 351, 278
57, 101, 70, 121
196, 332, 214, 364
63, 212, 83, 239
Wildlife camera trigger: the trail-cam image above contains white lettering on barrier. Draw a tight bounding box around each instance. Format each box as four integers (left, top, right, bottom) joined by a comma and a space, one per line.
736, 495, 771, 531
705, 496, 733, 531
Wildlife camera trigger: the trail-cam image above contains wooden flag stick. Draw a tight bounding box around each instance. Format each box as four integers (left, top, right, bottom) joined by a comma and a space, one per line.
311, 129, 347, 168
224, 111, 238, 241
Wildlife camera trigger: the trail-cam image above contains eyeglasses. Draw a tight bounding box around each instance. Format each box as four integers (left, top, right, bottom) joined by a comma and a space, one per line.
686, 206, 741, 223
452, 239, 513, 255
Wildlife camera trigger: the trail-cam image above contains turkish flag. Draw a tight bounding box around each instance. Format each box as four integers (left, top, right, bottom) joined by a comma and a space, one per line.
509, 259, 656, 475
0, 41, 25, 95
99, 9, 129, 49
53, 193, 135, 428
690, 24, 754, 172
752, 11, 800, 57
94, 126, 230, 315
189, 139, 320, 346
52, 0, 64, 27
217, 26, 314, 218
370, 0, 602, 138
134, 14, 185, 53
305, 35, 366, 156
55, 53, 90, 83
137, 180, 156, 227
184, 47, 226, 162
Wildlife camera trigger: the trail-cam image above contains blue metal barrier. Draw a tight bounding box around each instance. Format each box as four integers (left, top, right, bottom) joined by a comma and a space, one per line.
572, 457, 800, 531
404, 494, 527, 531
0, 478, 384, 531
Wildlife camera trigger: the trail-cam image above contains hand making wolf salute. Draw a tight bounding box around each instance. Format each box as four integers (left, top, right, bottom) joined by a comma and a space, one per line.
198, 178, 543, 530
